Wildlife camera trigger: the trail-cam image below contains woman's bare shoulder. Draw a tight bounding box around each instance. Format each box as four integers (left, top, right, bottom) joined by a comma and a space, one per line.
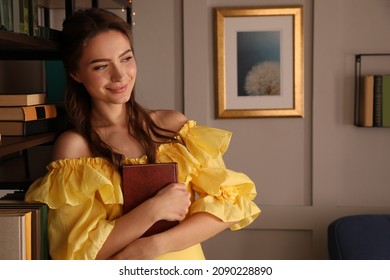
150, 110, 188, 133
52, 129, 93, 160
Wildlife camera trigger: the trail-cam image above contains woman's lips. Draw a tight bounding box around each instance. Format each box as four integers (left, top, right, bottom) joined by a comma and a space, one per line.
108, 84, 128, 94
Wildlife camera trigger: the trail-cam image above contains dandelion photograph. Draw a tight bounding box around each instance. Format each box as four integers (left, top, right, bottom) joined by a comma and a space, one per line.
237, 31, 281, 97
215, 6, 304, 118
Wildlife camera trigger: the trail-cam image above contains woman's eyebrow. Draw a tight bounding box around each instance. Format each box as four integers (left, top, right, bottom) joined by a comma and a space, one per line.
89, 49, 133, 64
119, 49, 133, 57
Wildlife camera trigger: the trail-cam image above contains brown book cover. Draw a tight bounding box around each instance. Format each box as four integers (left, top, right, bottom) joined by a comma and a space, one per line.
0, 118, 56, 136
358, 75, 374, 127
0, 104, 57, 121
0, 93, 46, 106
121, 162, 179, 237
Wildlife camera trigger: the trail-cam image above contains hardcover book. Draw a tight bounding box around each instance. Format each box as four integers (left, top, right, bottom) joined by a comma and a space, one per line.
0, 93, 46, 106
0, 201, 49, 260
0, 118, 55, 136
382, 75, 390, 127
0, 104, 57, 121
358, 75, 374, 127
373, 75, 383, 127
121, 162, 179, 237
0, 210, 32, 260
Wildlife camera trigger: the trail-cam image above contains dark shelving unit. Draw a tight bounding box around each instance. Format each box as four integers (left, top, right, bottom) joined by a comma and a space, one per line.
354, 53, 390, 127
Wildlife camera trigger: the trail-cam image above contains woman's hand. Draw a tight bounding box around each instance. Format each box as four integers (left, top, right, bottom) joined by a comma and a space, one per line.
149, 183, 191, 222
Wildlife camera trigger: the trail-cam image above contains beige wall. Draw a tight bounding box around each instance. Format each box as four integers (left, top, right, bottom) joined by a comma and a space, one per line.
133, 0, 390, 259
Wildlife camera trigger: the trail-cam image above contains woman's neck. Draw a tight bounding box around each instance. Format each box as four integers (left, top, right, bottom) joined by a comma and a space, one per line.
91, 103, 128, 128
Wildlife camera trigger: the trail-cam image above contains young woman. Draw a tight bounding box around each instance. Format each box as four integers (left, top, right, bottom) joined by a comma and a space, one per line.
25, 8, 260, 260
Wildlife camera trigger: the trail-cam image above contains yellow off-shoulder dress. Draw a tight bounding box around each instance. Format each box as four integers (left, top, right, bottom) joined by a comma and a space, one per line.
25, 120, 261, 260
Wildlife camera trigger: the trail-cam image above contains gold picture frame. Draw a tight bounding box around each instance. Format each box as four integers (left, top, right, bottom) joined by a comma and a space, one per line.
215, 6, 304, 118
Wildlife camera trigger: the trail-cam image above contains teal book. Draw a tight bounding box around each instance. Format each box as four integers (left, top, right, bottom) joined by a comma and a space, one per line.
382, 75, 390, 127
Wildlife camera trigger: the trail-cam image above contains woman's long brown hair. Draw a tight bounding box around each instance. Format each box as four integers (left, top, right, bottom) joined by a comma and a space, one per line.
60, 8, 180, 170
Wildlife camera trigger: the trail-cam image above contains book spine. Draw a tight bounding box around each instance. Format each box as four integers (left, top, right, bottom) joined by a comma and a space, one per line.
22, 104, 57, 121
373, 75, 383, 127
27, 0, 38, 36
0, 93, 46, 106
382, 75, 390, 127
12, 0, 19, 33
0, 0, 13, 31
19, 0, 29, 35
0, 118, 55, 136
23, 118, 55, 136
358, 75, 374, 127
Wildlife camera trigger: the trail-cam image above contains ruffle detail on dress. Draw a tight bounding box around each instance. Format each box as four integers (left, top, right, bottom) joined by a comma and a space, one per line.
189, 168, 260, 230
177, 120, 232, 168
155, 121, 260, 230
25, 157, 123, 209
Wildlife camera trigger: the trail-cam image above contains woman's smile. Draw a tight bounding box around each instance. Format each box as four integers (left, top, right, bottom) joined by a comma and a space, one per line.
107, 84, 128, 94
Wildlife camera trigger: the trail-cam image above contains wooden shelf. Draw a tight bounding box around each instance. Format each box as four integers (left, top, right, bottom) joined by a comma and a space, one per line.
0, 133, 57, 157
0, 30, 57, 49
0, 30, 61, 60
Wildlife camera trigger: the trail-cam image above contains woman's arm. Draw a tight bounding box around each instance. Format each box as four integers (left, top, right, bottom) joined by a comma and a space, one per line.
110, 213, 236, 260
96, 183, 191, 259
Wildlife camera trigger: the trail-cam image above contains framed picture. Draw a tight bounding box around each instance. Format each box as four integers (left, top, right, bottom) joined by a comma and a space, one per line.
215, 6, 304, 118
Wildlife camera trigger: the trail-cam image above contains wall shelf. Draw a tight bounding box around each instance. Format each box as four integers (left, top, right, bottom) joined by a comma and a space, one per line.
354, 53, 390, 127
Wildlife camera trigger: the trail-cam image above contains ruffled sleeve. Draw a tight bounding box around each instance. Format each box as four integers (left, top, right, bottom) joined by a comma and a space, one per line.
173, 121, 261, 230
24, 158, 123, 260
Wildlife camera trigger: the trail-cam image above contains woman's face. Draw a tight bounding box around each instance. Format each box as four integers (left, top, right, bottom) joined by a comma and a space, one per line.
71, 30, 136, 106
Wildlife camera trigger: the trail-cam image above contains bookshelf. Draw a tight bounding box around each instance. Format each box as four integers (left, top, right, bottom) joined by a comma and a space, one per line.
0, 4, 66, 190
0, 0, 76, 192
354, 53, 390, 127
0, 0, 71, 184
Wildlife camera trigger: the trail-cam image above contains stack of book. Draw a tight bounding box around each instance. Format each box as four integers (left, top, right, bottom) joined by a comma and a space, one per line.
356, 75, 390, 127
0, 92, 57, 136
0, 198, 48, 260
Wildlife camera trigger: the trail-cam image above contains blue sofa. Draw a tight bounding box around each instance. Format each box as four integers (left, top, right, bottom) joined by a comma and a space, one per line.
328, 214, 390, 259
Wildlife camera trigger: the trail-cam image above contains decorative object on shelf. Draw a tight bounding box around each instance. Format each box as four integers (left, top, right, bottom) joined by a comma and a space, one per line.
215, 6, 304, 118
354, 53, 390, 127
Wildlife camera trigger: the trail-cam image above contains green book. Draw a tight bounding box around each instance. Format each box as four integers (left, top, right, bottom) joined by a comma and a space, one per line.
382, 75, 390, 127
19, 0, 29, 35
0, 0, 13, 31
